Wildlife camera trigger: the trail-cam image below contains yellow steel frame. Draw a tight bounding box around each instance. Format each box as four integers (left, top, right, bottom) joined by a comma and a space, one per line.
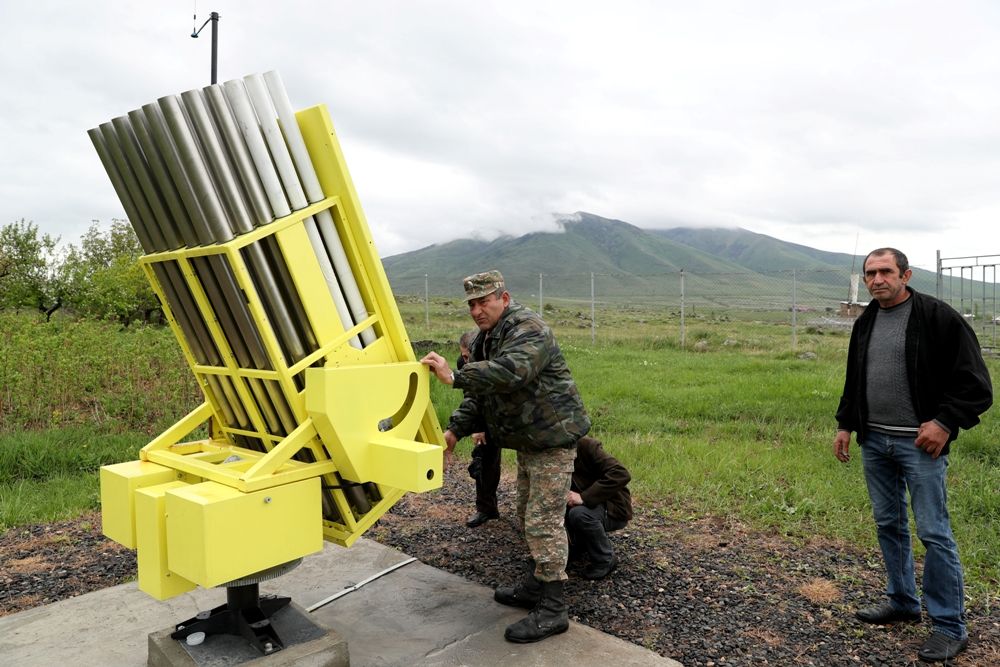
113, 104, 443, 551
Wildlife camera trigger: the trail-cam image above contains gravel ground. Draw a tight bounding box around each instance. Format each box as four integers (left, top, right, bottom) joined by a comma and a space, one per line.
368, 467, 1000, 667
2, 467, 997, 666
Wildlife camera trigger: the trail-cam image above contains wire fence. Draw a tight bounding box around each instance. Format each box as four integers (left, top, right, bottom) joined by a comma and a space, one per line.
388, 262, 1000, 352
389, 268, 867, 350
938, 252, 1000, 352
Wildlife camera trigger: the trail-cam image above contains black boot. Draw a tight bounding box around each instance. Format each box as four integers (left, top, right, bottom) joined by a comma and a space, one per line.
494, 570, 542, 609
504, 580, 569, 643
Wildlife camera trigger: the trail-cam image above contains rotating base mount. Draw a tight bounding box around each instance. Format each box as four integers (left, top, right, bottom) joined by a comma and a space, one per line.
170, 559, 302, 656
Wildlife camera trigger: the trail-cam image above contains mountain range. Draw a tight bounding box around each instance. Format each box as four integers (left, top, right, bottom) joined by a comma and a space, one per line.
381, 212, 937, 303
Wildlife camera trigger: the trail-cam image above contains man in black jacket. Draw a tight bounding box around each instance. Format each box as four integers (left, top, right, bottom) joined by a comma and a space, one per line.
834, 248, 992, 664
566, 436, 632, 580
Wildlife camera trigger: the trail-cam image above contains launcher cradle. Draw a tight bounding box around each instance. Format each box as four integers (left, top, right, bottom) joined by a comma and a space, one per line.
93, 74, 444, 605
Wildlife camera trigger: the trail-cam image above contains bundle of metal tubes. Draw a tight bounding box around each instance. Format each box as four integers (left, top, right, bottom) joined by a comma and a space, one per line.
88, 72, 375, 448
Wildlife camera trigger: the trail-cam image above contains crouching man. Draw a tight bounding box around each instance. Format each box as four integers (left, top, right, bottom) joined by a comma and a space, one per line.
567, 436, 632, 580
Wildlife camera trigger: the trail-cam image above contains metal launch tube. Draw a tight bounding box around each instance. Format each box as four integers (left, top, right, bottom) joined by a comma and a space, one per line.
139, 103, 215, 246
153, 94, 313, 365
95, 123, 166, 252
89, 123, 245, 430
239, 75, 363, 350
202, 85, 273, 227
89, 123, 210, 362
110, 116, 182, 250
261, 70, 375, 346
219, 80, 322, 352
87, 127, 155, 253
178, 89, 255, 236
125, 110, 188, 249
175, 90, 276, 365
157, 95, 235, 243
158, 93, 306, 434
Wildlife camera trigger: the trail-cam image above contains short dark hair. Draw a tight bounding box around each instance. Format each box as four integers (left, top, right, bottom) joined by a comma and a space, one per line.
459, 330, 477, 349
864, 247, 909, 275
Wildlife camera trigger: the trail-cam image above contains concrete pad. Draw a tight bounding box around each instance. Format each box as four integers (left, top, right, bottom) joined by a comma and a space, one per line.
0, 538, 679, 666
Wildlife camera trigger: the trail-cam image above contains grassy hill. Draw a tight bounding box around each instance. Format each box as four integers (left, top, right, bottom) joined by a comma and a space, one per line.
650, 226, 938, 293
382, 212, 938, 306
382, 212, 746, 298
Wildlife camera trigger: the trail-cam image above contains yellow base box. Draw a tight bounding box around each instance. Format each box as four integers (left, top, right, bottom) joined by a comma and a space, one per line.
100, 460, 180, 548
135, 481, 197, 600
165, 478, 323, 589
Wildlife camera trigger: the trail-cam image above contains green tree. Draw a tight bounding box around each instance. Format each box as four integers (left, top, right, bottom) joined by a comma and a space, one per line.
0, 219, 60, 316
60, 220, 158, 326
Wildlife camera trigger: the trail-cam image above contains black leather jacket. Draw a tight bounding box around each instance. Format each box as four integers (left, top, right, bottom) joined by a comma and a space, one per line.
836, 288, 992, 454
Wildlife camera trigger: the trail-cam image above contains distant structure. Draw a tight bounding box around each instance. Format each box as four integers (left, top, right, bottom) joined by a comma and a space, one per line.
838, 273, 867, 318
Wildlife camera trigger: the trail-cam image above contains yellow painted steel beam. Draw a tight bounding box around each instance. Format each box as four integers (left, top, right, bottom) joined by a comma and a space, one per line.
141, 402, 214, 457
273, 222, 346, 356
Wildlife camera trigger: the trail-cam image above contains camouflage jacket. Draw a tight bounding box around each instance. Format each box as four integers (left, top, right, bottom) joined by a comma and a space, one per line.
448, 301, 590, 452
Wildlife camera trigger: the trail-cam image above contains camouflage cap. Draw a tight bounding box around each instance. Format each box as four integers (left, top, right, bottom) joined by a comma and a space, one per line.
463, 270, 505, 300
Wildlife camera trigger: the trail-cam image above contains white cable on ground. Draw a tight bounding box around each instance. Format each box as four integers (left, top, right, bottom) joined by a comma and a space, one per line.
305, 557, 418, 612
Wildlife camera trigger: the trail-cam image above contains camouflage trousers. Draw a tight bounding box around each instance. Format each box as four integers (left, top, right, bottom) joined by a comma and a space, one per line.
515, 445, 577, 582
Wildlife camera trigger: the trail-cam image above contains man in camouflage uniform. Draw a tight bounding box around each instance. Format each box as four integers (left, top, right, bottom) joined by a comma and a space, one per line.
421, 270, 591, 643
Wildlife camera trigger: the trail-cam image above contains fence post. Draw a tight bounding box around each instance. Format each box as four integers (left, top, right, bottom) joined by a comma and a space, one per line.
791, 268, 797, 352
680, 269, 686, 349
590, 272, 595, 345
539, 273, 543, 314
424, 274, 429, 328
936, 250, 942, 300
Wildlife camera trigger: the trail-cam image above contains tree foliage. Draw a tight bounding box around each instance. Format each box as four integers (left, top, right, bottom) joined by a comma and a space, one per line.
0, 219, 60, 314
1, 218, 159, 325
60, 220, 158, 325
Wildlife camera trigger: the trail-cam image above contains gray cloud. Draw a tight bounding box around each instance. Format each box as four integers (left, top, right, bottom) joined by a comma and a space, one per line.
2, 0, 998, 271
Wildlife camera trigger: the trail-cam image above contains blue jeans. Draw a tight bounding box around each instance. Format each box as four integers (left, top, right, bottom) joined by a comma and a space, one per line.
860, 432, 966, 640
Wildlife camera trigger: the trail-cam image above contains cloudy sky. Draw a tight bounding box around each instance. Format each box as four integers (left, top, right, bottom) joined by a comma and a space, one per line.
3, 1, 999, 271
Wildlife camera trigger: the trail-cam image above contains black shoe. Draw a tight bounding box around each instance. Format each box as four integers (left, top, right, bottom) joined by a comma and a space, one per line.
494, 572, 542, 609
918, 631, 968, 662
504, 580, 569, 643
466, 511, 498, 528
582, 555, 617, 580
855, 601, 921, 625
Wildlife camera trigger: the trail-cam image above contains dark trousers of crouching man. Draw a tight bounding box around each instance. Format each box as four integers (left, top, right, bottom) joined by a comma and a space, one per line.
566, 505, 627, 576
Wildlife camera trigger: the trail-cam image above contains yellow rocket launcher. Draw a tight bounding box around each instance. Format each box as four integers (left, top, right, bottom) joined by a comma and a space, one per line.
90, 72, 444, 604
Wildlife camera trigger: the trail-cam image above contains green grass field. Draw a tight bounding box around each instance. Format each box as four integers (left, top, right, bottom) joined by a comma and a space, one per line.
2, 303, 998, 602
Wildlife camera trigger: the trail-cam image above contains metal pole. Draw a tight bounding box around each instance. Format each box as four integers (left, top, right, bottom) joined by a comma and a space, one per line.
210, 12, 219, 85
936, 250, 942, 300
791, 269, 798, 352
590, 272, 595, 345
539, 273, 543, 314
191, 11, 221, 85
679, 269, 686, 349
424, 274, 429, 328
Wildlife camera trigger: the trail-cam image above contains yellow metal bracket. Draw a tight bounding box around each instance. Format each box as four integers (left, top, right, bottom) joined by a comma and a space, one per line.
305, 363, 441, 493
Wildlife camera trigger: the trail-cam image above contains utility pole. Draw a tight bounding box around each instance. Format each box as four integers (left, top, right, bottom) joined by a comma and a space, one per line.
191, 11, 221, 84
